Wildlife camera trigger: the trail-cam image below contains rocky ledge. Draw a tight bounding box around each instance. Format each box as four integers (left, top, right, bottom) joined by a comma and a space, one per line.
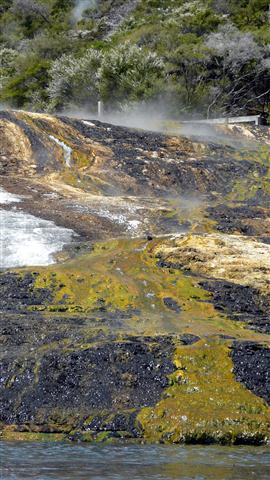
0, 111, 269, 444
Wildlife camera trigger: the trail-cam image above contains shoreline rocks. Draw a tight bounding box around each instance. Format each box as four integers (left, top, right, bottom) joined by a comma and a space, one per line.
0, 111, 269, 445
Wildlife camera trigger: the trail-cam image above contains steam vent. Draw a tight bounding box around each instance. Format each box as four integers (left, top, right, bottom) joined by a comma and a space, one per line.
0, 110, 269, 445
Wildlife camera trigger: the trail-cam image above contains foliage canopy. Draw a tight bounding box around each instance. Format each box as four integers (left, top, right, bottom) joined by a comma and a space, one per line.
0, 0, 269, 117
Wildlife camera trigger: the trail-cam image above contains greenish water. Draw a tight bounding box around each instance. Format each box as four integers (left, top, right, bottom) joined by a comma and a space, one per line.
1, 442, 269, 479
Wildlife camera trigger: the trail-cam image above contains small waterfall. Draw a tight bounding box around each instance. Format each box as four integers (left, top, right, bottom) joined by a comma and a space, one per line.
49, 135, 72, 167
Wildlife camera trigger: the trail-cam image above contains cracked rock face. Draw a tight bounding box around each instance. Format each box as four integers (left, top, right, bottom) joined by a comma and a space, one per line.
0, 110, 269, 445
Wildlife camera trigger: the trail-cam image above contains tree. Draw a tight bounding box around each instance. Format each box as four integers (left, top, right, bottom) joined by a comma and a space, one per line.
99, 43, 165, 109
11, 0, 51, 24
48, 49, 102, 110
0, 55, 50, 108
0, 48, 19, 89
166, 35, 211, 114
229, 0, 270, 28
48, 43, 165, 111
206, 24, 270, 116
0, 1, 11, 15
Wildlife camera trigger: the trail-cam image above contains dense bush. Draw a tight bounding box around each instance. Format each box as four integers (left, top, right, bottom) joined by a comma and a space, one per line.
48, 48, 102, 110
0, 0, 269, 117
48, 43, 164, 111
99, 44, 164, 109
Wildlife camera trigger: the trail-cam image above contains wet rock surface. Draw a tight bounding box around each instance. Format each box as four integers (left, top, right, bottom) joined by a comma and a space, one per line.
0, 273, 53, 312
200, 280, 270, 334
0, 111, 269, 444
207, 204, 270, 237
0, 111, 58, 173
0, 337, 174, 434
163, 297, 182, 313
231, 342, 270, 405
80, 410, 141, 440
63, 116, 259, 197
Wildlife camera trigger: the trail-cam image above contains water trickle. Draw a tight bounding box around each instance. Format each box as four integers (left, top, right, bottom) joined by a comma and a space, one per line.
82, 120, 96, 127
49, 135, 72, 167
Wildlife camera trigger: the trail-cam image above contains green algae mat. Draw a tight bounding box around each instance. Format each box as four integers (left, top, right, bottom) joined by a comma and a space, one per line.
1, 238, 269, 445
0, 112, 269, 444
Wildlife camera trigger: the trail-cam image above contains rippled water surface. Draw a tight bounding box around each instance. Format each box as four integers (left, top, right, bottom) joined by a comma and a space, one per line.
0, 209, 74, 268
1, 442, 269, 480
0, 187, 74, 268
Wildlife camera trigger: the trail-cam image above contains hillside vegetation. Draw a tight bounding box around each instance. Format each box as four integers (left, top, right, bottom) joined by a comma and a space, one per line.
0, 1, 269, 118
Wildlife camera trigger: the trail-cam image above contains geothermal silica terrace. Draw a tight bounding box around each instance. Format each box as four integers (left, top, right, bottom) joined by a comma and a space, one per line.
0, 111, 269, 452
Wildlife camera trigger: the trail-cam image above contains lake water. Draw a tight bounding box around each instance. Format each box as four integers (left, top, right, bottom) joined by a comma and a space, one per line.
1, 442, 269, 480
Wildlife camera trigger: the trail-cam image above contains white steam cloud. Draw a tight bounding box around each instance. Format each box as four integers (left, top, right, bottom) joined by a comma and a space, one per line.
61, 100, 258, 150
72, 0, 96, 22
63, 101, 169, 132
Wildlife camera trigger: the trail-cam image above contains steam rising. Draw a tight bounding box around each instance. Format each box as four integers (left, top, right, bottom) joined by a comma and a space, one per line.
63, 101, 258, 150
72, 0, 96, 22
64, 101, 168, 132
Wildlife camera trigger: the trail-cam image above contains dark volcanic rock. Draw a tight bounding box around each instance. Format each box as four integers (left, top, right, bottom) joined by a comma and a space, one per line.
0, 272, 53, 312
163, 297, 181, 313
0, 338, 175, 433
257, 237, 270, 244
61, 116, 259, 196
200, 280, 270, 334
81, 410, 141, 438
0, 111, 269, 444
179, 334, 201, 345
231, 342, 270, 405
207, 204, 270, 237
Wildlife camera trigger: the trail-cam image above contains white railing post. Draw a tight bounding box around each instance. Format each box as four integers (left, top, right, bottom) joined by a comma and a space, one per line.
98, 100, 104, 119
